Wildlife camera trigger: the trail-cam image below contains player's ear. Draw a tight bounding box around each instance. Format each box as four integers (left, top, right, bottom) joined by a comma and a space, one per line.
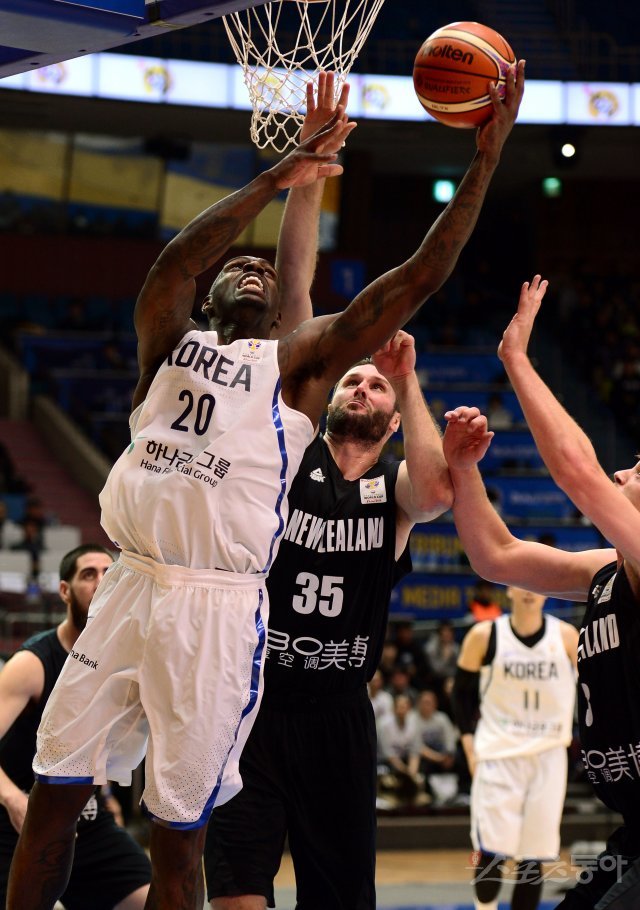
390, 412, 401, 434
59, 580, 71, 606
202, 293, 214, 316
271, 310, 282, 331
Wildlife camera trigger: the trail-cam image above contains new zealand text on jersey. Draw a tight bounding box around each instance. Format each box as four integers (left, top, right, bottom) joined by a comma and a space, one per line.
284, 509, 384, 552
577, 613, 620, 663
168, 340, 252, 390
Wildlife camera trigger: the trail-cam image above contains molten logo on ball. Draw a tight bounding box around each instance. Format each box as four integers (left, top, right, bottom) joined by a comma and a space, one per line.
425, 44, 474, 66
413, 21, 516, 129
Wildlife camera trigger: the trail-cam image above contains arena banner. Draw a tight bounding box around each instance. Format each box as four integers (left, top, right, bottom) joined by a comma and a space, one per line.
409, 521, 604, 573
391, 571, 575, 622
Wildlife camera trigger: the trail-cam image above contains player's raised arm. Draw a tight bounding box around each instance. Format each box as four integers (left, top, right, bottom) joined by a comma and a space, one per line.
372, 332, 453, 552
274, 73, 355, 337
498, 274, 640, 564
279, 61, 525, 414
442, 405, 614, 599
131, 112, 354, 409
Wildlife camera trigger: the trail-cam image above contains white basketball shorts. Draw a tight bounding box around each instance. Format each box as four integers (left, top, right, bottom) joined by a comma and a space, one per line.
471, 745, 567, 860
34, 551, 268, 828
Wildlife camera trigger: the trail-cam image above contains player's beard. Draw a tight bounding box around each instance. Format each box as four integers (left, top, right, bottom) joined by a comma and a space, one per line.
68, 590, 89, 632
326, 403, 394, 444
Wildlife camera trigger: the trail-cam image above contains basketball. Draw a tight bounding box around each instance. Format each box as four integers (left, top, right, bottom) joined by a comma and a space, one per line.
413, 21, 516, 129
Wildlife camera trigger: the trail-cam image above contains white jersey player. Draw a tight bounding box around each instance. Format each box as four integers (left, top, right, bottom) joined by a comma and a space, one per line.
453, 586, 578, 910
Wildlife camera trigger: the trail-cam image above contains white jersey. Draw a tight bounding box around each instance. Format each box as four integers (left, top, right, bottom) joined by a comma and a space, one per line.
100, 329, 314, 573
474, 614, 576, 761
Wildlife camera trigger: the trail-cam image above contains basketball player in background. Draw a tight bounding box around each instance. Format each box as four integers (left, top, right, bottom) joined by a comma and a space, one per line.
453, 583, 577, 910
0, 545, 151, 909
443, 274, 640, 909
205, 329, 452, 909
8, 63, 524, 910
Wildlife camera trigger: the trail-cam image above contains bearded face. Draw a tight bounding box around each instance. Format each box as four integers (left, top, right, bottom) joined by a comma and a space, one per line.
68, 587, 89, 632
326, 401, 396, 444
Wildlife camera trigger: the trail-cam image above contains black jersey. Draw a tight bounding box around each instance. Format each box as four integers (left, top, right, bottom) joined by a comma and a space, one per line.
264, 435, 411, 697
0, 629, 107, 825
577, 561, 640, 821
0, 628, 67, 794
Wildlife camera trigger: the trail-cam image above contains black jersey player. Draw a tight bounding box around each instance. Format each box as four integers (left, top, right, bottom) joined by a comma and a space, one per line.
205, 330, 453, 909
0, 546, 150, 910
444, 275, 640, 910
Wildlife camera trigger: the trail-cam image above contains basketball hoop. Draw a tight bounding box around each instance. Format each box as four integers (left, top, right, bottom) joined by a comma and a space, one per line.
223, 0, 386, 152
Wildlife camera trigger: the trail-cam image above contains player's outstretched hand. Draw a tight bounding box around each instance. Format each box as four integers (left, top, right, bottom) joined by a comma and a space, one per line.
270, 106, 356, 189
476, 58, 525, 161
301, 71, 355, 156
372, 330, 416, 381
498, 273, 548, 364
443, 406, 494, 471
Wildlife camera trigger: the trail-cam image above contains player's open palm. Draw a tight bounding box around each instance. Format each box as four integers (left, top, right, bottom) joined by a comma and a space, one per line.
443, 406, 494, 471
373, 330, 416, 380
272, 109, 352, 188
301, 71, 354, 155
498, 273, 548, 364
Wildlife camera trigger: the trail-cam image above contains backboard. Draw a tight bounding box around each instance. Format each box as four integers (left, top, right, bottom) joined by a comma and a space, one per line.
0, 0, 262, 78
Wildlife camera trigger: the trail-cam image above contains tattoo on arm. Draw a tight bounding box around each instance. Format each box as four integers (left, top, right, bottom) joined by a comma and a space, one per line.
178, 216, 240, 279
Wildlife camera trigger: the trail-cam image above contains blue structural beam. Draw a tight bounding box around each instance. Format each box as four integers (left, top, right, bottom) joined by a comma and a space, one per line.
0, 0, 261, 77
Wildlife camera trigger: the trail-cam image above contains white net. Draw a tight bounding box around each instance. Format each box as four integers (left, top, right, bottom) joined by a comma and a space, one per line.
223, 0, 386, 152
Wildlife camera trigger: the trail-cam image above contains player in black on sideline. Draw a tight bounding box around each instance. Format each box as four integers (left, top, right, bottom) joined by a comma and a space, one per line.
442, 275, 640, 910
205, 329, 453, 909
0, 545, 151, 909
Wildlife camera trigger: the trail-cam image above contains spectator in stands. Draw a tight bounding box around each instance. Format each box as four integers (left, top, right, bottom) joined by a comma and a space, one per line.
20, 497, 50, 532
423, 620, 459, 694
377, 693, 421, 806
378, 639, 399, 684
368, 669, 394, 726
392, 620, 432, 687
466, 577, 503, 623
9, 518, 44, 574
0, 444, 29, 495
409, 689, 458, 805
0, 544, 151, 907
56, 297, 101, 333
0, 502, 22, 550
385, 665, 419, 706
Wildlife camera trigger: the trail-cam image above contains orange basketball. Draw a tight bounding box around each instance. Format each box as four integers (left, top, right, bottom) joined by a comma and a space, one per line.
413, 21, 516, 129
